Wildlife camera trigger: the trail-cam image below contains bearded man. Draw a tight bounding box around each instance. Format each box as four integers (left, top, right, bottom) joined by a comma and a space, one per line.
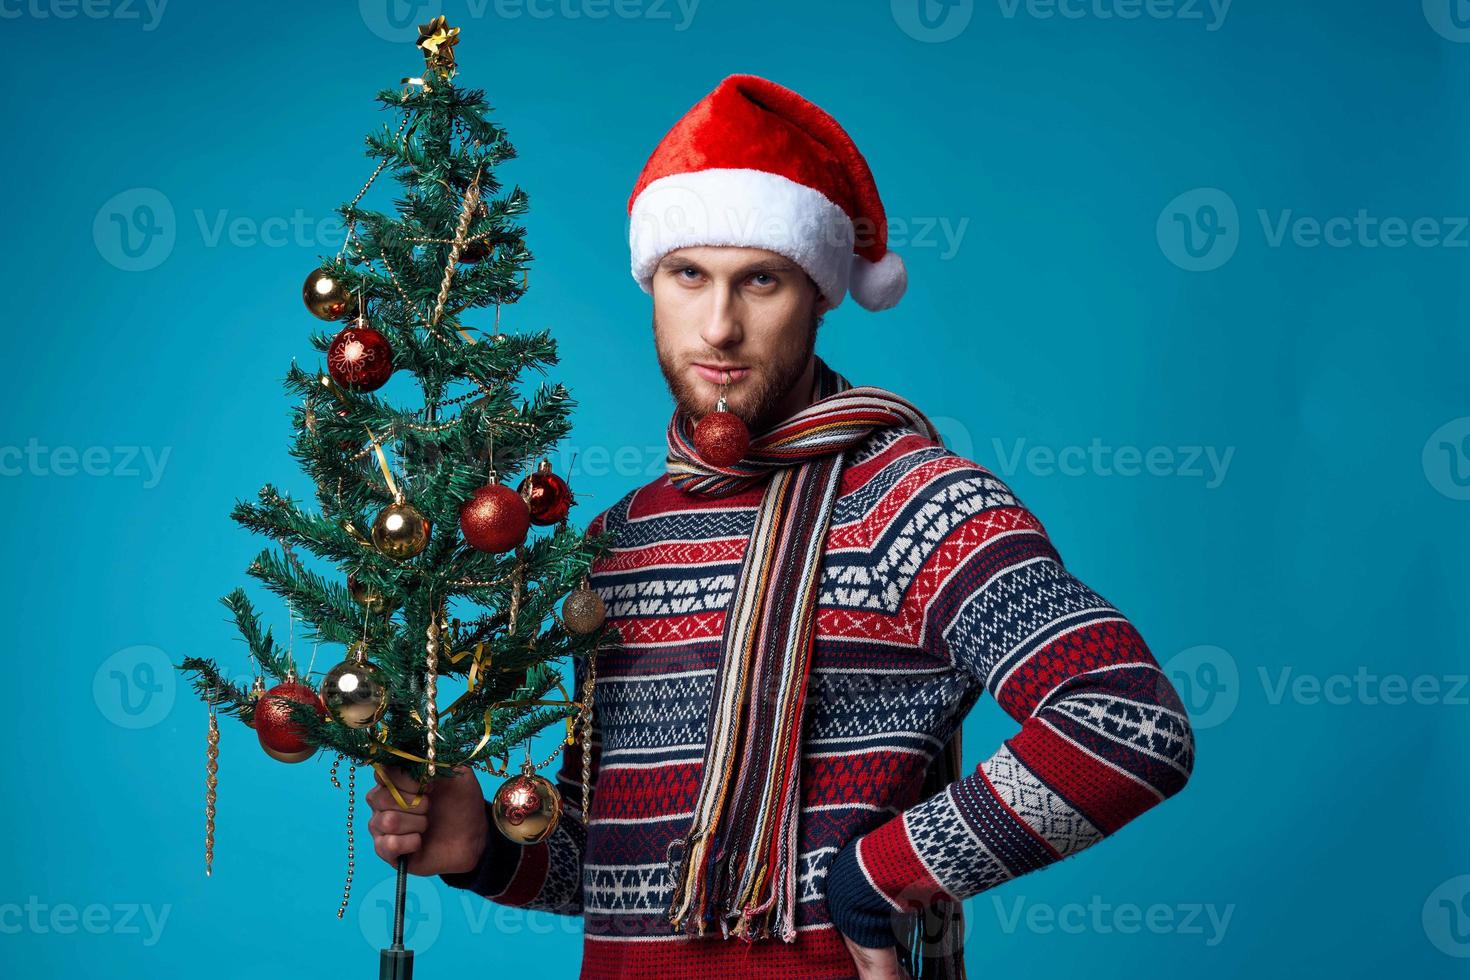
367, 73, 1196, 980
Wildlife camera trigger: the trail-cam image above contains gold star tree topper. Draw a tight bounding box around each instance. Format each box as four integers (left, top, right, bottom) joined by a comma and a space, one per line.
417, 16, 460, 77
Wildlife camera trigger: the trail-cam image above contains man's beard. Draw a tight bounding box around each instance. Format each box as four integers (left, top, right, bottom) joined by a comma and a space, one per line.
654, 307, 821, 436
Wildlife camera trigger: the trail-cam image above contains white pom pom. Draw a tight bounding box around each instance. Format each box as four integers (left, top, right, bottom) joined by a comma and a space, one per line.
848, 250, 907, 311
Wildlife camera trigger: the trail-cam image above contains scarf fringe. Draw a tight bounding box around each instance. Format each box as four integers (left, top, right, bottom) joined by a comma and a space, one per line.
665, 356, 966, 975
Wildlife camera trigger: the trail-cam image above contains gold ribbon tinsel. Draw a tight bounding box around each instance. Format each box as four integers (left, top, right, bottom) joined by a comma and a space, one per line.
417, 15, 460, 77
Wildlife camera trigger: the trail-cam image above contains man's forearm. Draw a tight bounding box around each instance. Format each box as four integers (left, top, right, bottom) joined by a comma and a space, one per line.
440, 798, 589, 916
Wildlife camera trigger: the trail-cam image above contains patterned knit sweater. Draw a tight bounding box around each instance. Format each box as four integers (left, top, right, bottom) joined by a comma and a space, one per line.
441, 424, 1195, 979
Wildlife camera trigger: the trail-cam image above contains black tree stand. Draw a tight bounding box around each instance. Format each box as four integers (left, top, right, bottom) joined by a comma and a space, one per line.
379, 856, 414, 979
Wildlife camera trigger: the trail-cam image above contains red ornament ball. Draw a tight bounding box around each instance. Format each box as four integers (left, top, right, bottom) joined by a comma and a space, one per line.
458, 239, 491, 262
459, 483, 531, 553
692, 409, 750, 467
518, 464, 572, 526
327, 324, 394, 392
255, 680, 326, 764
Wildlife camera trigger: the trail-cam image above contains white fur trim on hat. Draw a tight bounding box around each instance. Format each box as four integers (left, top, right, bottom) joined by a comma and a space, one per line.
849, 249, 907, 312
629, 167, 856, 310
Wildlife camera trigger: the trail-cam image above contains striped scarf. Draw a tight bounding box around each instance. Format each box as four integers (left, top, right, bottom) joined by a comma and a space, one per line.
663, 355, 965, 976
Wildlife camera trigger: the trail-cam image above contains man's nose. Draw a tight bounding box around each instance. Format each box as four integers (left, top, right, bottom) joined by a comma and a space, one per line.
699, 287, 743, 347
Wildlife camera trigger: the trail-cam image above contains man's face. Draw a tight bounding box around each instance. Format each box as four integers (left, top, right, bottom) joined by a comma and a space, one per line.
652, 246, 828, 433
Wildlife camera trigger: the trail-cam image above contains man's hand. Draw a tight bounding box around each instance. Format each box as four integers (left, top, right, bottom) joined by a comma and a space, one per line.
841, 933, 914, 980
366, 764, 487, 877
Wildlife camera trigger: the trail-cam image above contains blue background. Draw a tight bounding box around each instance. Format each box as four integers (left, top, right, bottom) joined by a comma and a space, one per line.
2, 0, 1467, 976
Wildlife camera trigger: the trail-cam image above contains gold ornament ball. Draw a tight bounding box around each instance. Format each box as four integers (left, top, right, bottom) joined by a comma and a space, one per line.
492, 771, 562, 845
372, 501, 431, 559
348, 571, 400, 616
561, 586, 606, 635
320, 646, 389, 729
303, 267, 354, 321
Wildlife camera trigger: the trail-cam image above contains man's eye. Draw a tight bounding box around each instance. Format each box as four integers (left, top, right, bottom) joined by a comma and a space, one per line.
677, 267, 701, 280
749, 273, 776, 287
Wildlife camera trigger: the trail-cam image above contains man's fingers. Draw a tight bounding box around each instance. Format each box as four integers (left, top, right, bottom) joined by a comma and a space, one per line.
366, 782, 431, 815
842, 935, 911, 980
373, 766, 426, 794
360, 767, 441, 872
373, 832, 423, 865
372, 765, 428, 798
369, 808, 428, 837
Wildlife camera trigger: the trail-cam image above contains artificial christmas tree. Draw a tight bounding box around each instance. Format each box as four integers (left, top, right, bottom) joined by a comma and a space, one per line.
178, 18, 613, 977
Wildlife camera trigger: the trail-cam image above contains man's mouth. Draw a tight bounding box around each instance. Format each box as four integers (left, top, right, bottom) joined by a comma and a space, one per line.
692, 363, 750, 384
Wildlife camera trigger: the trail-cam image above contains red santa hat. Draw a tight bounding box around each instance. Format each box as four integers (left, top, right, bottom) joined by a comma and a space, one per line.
627, 73, 907, 313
